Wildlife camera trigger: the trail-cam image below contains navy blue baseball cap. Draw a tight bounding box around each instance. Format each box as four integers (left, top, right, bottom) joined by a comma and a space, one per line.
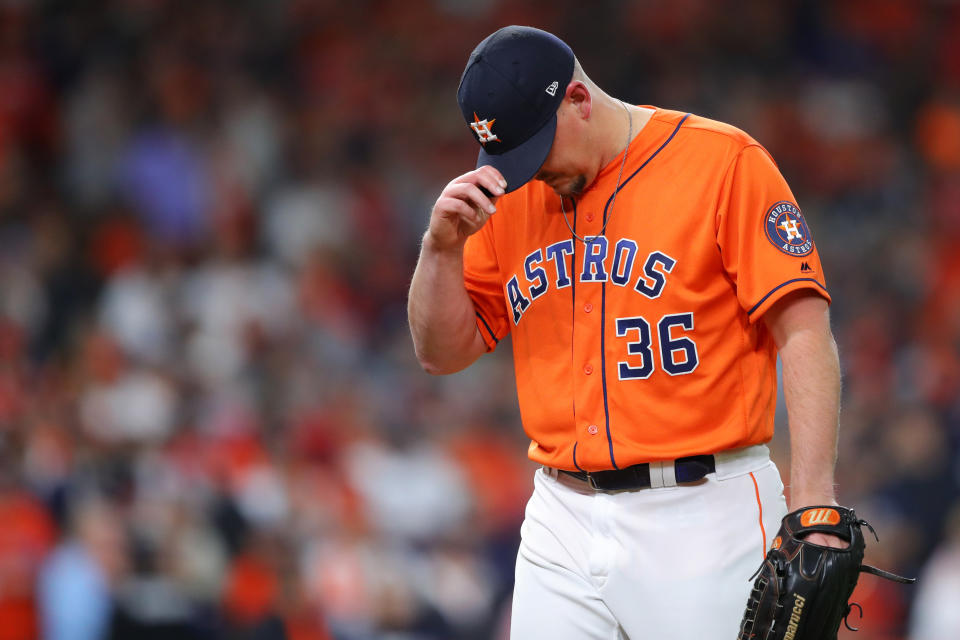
457, 26, 575, 193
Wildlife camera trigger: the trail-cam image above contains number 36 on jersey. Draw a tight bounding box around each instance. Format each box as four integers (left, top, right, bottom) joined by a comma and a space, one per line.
504, 234, 699, 381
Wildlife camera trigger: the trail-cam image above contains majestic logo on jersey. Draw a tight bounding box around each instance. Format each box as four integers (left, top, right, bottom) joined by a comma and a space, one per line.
764, 201, 813, 257
470, 113, 499, 145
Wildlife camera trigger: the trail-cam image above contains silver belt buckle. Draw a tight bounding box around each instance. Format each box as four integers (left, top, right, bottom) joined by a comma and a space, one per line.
586, 472, 601, 490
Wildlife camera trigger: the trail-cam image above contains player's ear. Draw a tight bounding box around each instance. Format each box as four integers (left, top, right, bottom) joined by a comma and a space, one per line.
564, 81, 592, 120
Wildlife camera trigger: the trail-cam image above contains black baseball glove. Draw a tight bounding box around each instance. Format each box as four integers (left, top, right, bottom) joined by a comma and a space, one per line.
738, 505, 915, 640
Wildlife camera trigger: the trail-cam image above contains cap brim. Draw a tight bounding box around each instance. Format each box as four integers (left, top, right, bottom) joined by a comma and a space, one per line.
476, 114, 556, 194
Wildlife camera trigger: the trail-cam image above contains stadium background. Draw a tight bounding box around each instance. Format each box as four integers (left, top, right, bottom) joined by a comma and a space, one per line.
0, 0, 958, 638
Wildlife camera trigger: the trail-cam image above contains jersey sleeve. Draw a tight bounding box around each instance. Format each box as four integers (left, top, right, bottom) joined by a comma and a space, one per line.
716, 144, 830, 323
463, 222, 510, 350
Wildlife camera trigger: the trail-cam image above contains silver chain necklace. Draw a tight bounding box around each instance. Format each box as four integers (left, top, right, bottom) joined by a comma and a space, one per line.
560, 100, 633, 245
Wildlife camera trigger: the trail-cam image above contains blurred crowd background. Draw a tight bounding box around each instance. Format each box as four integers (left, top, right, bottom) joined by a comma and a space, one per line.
0, 0, 958, 639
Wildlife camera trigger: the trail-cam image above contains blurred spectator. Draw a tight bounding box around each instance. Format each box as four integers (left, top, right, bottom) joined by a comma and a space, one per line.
0, 460, 56, 640
342, 436, 472, 542
909, 506, 960, 640
38, 499, 125, 640
219, 545, 286, 640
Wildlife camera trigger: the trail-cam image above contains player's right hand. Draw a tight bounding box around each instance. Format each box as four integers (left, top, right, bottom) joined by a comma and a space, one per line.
425, 166, 506, 252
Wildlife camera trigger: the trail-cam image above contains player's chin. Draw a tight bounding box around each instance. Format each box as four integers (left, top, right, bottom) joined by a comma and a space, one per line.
569, 175, 587, 195
550, 175, 587, 197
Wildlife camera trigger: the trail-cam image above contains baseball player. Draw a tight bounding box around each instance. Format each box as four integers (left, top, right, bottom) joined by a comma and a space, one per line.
408, 26, 844, 639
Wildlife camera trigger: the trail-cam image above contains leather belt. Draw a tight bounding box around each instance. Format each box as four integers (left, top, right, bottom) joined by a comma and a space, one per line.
558, 455, 716, 491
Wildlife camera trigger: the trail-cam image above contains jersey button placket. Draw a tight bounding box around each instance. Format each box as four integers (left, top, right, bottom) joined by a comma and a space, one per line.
571, 198, 606, 465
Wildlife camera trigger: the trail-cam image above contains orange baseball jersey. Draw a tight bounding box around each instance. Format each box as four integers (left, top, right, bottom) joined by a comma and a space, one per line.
462, 108, 830, 471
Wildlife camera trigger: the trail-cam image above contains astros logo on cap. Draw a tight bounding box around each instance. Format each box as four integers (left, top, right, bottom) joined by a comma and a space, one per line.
470, 113, 500, 145
764, 201, 814, 257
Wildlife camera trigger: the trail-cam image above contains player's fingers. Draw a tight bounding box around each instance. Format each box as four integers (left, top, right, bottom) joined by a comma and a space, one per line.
474, 166, 508, 196
474, 164, 507, 187
436, 196, 483, 227
451, 198, 493, 235
445, 182, 497, 215
434, 187, 481, 222
449, 167, 508, 198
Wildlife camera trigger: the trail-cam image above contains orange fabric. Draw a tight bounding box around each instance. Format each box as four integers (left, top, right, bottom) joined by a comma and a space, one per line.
286, 618, 334, 640
447, 429, 536, 531
463, 108, 830, 470
223, 555, 279, 624
0, 492, 56, 640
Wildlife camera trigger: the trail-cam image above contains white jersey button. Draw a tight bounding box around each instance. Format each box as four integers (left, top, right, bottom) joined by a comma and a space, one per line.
587, 424, 599, 435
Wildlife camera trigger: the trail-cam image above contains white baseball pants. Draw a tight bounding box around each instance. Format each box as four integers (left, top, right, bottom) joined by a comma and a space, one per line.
510, 445, 787, 640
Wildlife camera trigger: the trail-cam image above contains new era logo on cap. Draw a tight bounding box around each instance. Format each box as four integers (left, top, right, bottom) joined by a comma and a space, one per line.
457, 26, 575, 193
